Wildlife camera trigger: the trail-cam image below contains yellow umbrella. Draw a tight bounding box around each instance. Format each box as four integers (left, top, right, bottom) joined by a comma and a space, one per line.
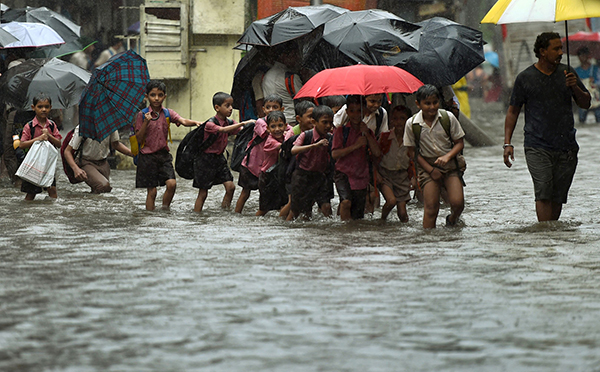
482, 0, 600, 66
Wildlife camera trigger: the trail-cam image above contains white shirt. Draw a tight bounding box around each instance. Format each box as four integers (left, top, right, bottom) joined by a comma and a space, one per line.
261, 61, 303, 124
69, 125, 119, 161
379, 131, 410, 171
333, 104, 389, 136
403, 110, 464, 158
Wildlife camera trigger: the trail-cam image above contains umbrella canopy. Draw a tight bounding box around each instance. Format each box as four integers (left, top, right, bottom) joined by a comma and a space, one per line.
1, 3, 9, 13
320, 9, 421, 65
294, 64, 423, 99
0, 22, 65, 48
79, 50, 150, 141
561, 31, 600, 59
481, 0, 600, 23
0, 26, 18, 47
236, 4, 347, 48
0, 58, 91, 110
2, 6, 81, 42
394, 17, 485, 87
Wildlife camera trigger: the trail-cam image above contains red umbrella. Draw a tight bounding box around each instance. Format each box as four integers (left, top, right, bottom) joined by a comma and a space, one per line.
561, 31, 600, 60
294, 64, 423, 99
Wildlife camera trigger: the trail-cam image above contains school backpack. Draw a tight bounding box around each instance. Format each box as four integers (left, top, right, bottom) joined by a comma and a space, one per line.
230, 121, 266, 173
60, 128, 85, 184
175, 117, 232, 180
279, 130, 333, 184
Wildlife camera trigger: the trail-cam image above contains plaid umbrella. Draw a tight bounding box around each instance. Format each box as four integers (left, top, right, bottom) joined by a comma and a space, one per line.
79, 50, 150, 141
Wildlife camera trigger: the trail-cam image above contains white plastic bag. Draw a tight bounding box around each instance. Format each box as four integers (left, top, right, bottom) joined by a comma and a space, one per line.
15, 141, 59, 188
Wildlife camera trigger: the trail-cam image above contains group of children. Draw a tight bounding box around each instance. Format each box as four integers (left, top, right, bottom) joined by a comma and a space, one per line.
18, 80, 466, 228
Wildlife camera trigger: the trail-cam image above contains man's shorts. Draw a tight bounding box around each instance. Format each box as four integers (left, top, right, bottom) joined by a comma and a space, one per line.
193, 152, 233, 190
525, 147, 578, 204
136, 150, 176, 188
291, 168, 332, 215
238, 165, 259, 190
258, 170, 287, 212
378, 167, 411, 202
21, 178, 56, 195
334, 170, 367, 220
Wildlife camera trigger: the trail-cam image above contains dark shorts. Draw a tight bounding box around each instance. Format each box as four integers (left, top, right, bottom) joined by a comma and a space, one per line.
193, 152, 233, 190
525, 147, 578, 204
258, 170, 287, 212
238, 165, 259, 190
334, 170, 367, 220
136, 150, 176, 188
21, 178, 56, 195
291, 168, 332, 215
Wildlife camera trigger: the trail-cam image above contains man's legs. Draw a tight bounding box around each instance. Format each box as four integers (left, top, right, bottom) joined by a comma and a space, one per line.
535, 200, 562, 221
578, 108, 588, 123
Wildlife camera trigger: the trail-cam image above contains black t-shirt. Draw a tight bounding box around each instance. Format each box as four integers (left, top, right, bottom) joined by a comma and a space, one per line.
510, 64, 587, 151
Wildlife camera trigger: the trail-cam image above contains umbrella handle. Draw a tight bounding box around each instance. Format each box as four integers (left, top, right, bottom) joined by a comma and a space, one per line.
565, 21, 570, 70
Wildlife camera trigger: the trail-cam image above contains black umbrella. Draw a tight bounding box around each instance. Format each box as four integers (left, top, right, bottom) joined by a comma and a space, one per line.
2, 6, 81, 42
319, 9, 421, 65
0, 58, 91, 110
236, 4, 348, 48
394, 17, 485, 87
231, 46, 273, 116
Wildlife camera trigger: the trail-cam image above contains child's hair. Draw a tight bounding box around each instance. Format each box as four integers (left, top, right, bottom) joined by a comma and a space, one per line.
391, 105, 412, 118
294, 100, 316, 117
213, 92, 233, 106
146, 80, 166, 94
415, 85, 441, 102
345, 95, 363, 107
534, 32, 561, 58
266, 111, 286, 125
32, 93, 52, 106
312, 105, 334, 121
263, 94, 283, 106
322, 95, 346, 108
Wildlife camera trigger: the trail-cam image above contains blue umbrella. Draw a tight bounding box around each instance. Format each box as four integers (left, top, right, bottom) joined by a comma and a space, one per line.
79, 50, 150, 141
484, 51, 499, 68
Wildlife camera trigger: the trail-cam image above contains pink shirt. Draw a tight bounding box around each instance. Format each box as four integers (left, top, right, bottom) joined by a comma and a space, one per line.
332, 123, 371, 190
294, 129, 330, 173
204, 116, 240, 154
20, 117, 62, 143
135, 108, 182, 154
260, 127, 294, 173
243, 117, 268, 177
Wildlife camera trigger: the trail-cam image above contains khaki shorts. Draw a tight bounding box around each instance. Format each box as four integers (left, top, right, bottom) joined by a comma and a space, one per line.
378, 167, 411, 202
417, 155, 466, 188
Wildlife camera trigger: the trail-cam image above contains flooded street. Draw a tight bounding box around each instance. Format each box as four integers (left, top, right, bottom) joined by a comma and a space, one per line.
1, 104, 600, 371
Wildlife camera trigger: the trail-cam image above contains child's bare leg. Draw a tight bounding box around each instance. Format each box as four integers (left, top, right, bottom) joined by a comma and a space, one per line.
47, 186, 57, 199
235, 188, 251, 213
146, 187, 158, 211
279, 195, 291, 218
422, 181, 441, 228
444, 176, 464, 225
320, 203, 332, 218
365, 185, 378, 214
339, 199, 352, 221
380, 184, 397, 220
397, 201, 408, 222
256, 209, 267, 216
25, 193, 35, 201
194, 189, 208, 213
221, 181, 235, 209
162, 179, 176, 209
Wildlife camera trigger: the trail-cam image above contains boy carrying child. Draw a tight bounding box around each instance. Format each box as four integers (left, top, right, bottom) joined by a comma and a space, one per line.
18, 94, 62, 200
403, 85, 466, 228
332, 95, 381, 221
287, 105, 334, 220
194, 92, 255, 213
135, 80, 203, 211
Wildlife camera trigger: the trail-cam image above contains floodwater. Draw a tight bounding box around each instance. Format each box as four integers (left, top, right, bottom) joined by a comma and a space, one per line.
1, 101, 600, 371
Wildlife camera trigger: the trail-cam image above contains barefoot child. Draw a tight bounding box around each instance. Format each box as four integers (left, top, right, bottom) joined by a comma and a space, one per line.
135, 80, 202, 211
403, 85, 466, 228
18, 94, 62, 200
235, 95, 284, 213
332, 95, 381, 221
193, 92, 255, 213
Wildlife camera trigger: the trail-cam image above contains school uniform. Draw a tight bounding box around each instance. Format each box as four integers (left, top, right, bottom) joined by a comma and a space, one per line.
19, 117, 62, 194
377, 131, 411, 202
258, 129, 293, 212
238, 117, 268, 191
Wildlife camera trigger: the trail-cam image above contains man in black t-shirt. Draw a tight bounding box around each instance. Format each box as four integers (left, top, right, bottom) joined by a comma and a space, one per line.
503, 32, 591, 222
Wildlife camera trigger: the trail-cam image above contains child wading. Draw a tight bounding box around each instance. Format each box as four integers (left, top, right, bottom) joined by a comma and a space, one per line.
135, 80, 202, 211
404, 85, 466, 228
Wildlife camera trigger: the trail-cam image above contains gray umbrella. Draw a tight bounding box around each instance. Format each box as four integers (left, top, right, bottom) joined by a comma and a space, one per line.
1, 3, 9, 13
0, 26, 18, 47
1, 6, 81, 42
0, 58, 91, 110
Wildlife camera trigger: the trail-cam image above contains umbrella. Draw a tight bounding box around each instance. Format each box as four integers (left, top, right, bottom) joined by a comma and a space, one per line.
1, 3, 9, 13
394, 17, 485, 86
485, 51, 500, 68
294, 64, 423, 99
236, 4, 348, 48
1, 6, 81, 42
128, 21, 140, 34
0, 22, 65, 48
0, 26, 18, 47
481, 0, 600, 67
561, 31, 600, 60
79, 50, 150, 141
0, 58, 91, 110
36, 37, 97, 59
319, 9, 421, 66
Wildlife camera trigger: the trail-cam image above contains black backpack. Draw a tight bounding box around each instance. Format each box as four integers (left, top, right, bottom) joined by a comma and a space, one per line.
230, 121, 266, 173
175, 117, 230, 179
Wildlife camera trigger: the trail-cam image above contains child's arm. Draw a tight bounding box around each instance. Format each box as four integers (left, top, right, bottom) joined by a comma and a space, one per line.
331, 136, 367, 160
291, 138, 328, 156
433, 138, 464, 167
217, 119, 255, 133
45, 127, 62, 148
361, 123, 381, 158
135, 111, 152, 145
176, 117, 202, 127
112, 140, 133, 157
407, 146, 442, 182
63, 145, 87, 181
